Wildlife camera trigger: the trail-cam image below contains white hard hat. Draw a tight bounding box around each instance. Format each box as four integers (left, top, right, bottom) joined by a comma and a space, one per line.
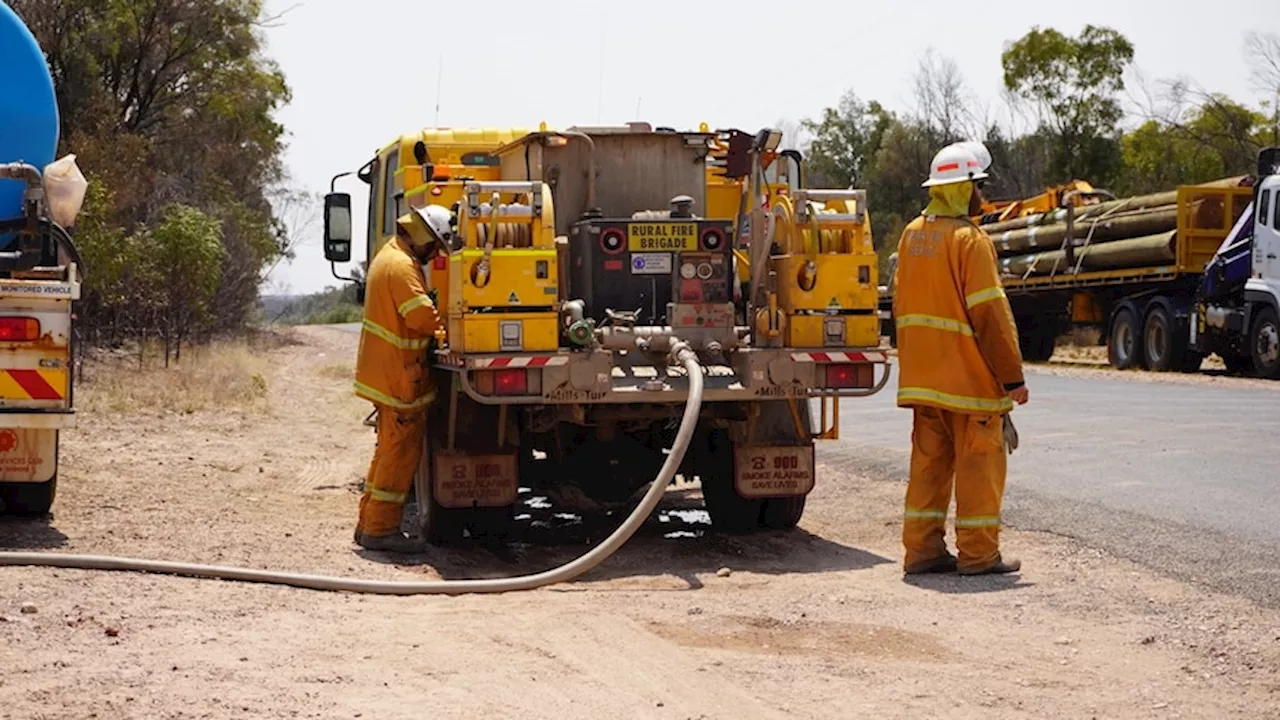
397, 205, 453, 249
922, 143, 990, 188
955, 141, 992, 172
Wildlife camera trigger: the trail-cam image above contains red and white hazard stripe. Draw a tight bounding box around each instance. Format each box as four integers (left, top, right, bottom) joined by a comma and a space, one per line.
790, 351, 888, 364
470, 355, 570, 369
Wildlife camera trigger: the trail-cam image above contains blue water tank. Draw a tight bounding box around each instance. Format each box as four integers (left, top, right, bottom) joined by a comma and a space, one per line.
0, 2, 60, 225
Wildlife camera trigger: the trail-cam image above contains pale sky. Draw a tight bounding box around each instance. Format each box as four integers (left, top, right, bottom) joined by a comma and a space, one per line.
262, 0, 1280, 296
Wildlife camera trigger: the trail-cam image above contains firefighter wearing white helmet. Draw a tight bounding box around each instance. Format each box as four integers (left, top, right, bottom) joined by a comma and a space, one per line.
351, 205, 450, 553
921, 142, 990, 187
892, 140, 1028, 577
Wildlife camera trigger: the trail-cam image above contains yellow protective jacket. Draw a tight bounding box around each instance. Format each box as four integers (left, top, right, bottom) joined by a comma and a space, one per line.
354, 237, 442, 411
892, 214, 1024, 415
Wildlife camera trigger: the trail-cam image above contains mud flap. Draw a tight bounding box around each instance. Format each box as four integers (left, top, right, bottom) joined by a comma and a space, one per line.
0, 428, 56, 483
432, 451, 519, 509
732, 444, 815, 499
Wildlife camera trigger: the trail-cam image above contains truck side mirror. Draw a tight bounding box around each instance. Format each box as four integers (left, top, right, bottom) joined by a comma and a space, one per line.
323, 192, 353, 263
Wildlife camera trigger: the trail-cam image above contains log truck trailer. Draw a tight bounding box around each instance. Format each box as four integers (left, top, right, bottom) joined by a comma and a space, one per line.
880, 149, 1280, 378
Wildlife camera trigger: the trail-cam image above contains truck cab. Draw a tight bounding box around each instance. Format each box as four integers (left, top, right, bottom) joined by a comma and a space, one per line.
1193, 147, 1280, 376
1250, 170, 1280, 291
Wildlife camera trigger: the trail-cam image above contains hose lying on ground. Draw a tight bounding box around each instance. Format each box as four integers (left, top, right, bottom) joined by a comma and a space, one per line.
0, 343, 706, 596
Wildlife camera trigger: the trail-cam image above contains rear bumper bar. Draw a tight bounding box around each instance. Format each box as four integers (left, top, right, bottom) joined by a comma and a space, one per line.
0, 412, 76, 430
438, 347, 892, 406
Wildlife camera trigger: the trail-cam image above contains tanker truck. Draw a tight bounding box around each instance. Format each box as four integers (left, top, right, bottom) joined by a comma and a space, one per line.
0, 3, 87, 515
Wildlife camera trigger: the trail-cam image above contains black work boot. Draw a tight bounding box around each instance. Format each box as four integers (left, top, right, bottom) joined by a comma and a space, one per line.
904, 554, 958, 575
959, 555, 1022, 576
357, 531, 426, 554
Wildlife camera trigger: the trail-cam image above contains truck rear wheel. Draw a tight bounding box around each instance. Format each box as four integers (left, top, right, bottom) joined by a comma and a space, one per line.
1108, 307, 1143, 370
700, 428, 764, 533
760, 495, 806, 530
0, 477, 56, 517
1143, 305, 1175, 372
701, 401, 812, 533
1250, 305, 1280, 379
413, 382, 515, 545
415, 449, 513, 545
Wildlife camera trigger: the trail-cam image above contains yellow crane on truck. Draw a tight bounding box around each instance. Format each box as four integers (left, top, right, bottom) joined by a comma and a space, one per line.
323, 124, 890, 545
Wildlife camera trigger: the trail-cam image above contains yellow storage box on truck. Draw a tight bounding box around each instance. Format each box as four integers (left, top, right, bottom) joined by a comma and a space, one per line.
324, 124, 889, 545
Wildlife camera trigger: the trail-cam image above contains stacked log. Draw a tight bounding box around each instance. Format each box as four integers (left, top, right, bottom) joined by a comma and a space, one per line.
985, 177, 1249, 278
999, 231, 1178, 277
990, 206, 1178, 255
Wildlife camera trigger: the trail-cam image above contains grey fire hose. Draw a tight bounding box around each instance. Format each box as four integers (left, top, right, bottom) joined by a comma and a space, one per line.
0, 344, 705, 596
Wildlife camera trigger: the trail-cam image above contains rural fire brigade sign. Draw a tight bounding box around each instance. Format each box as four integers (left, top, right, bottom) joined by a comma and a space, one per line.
627, 222, 698, 251
733, 445, 815, 499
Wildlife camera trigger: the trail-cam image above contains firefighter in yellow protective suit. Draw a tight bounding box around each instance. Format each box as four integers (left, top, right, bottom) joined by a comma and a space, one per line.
351, 205, 451, 553
892, 141, 1030, 576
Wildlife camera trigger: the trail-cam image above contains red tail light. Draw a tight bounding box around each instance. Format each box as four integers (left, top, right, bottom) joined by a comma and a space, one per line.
432, 255, 447, 270
475, 368, 542, 396
0, 317, 40, 342
494, 369, 527, 395
824, 363, 872, 389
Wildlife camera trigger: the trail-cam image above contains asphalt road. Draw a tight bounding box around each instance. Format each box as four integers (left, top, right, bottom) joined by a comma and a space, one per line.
332, 322, 1279, 606
825, 366, 1280, 608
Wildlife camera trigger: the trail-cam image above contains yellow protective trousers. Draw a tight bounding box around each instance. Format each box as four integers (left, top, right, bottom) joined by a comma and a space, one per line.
903, 406, 1007, 573
356, 405, 427, 538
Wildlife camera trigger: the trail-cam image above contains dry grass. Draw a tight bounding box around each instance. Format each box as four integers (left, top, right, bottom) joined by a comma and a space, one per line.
316, 362, 353, 382
79, 338, 274, 415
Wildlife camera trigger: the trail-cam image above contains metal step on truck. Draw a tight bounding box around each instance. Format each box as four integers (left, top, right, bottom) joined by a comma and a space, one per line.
323, 124, 891, 545
880, 149, 1280, 378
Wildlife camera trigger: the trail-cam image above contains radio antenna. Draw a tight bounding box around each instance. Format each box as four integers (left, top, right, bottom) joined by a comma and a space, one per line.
434, 53, 443, 126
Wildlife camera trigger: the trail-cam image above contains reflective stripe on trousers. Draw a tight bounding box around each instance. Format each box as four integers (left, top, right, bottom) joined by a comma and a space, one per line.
903, 406, 1007, 573
356, 405, 427, 538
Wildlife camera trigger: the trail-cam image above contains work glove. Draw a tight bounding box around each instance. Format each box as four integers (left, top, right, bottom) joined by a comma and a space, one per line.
1002, 414, 1019, 455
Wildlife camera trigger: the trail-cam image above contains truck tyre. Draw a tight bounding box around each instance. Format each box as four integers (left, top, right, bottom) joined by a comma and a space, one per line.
0, 477, 56, 517
413, 439, 467, 545
760, 495, 806, 530
702, 401, 812, 533
1249, 305, 1280, 379
754, 400, 812, 531
1143, 305, 1175, 372
415, 446, 514, 545
700, 428, 763, 533
414, 378, 514, 545
1108, 307, 1143, 370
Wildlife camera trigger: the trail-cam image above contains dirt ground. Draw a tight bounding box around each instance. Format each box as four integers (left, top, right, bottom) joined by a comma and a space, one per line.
2, 326, 1279, 719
